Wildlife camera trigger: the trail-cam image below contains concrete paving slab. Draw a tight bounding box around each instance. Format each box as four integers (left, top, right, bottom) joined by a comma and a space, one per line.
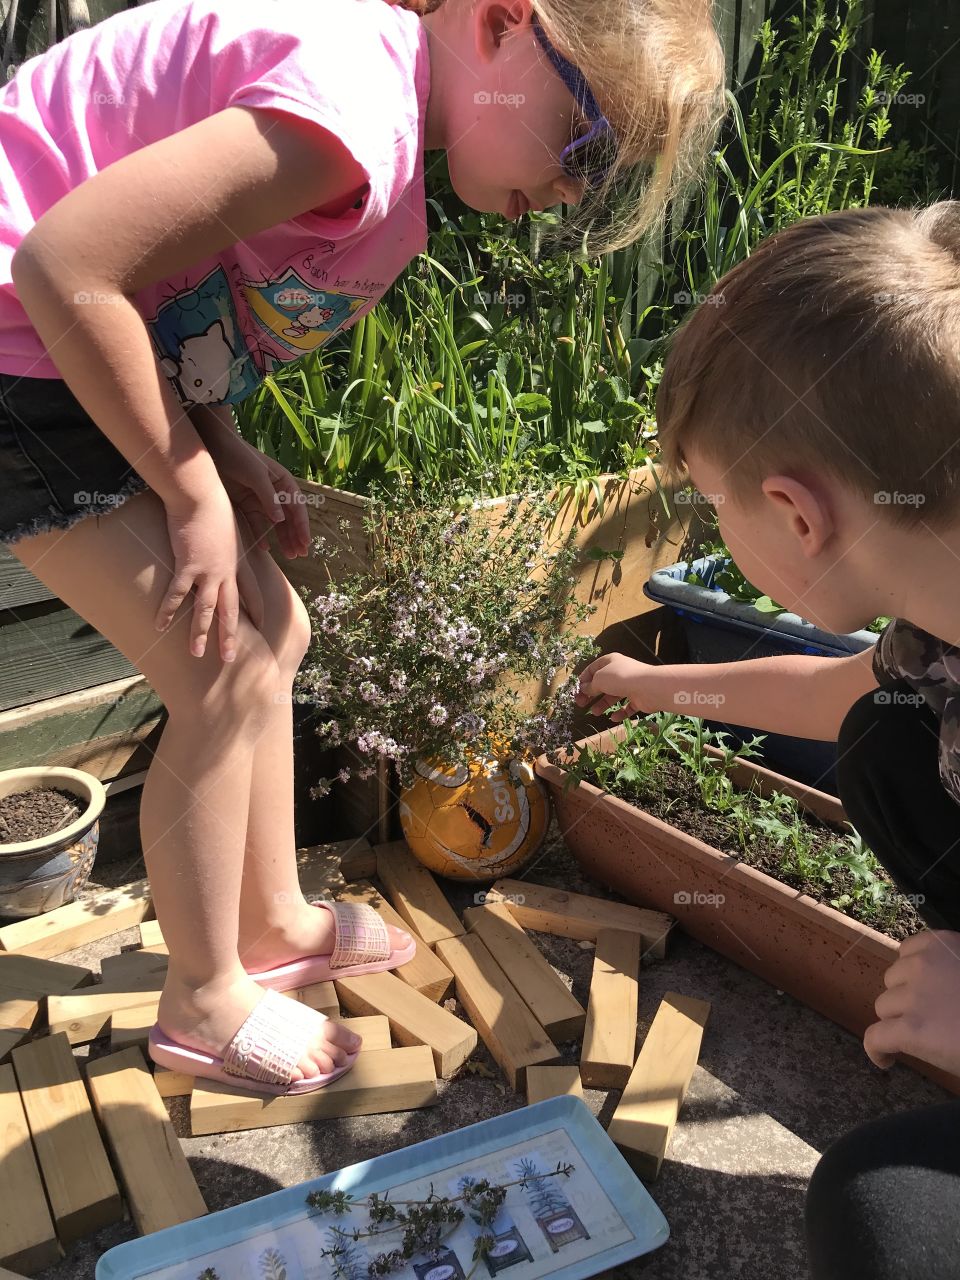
13, 832, 950, 1280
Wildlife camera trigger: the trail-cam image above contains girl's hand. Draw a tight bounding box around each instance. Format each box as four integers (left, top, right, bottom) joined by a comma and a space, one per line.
156, 484, 265, 663
865, 930, 960, 1075
575, 653, 662, 720
197, 421, 311, 560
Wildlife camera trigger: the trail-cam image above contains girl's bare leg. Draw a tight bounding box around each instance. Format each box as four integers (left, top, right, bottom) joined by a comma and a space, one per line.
206, 523, 410, 969
8, 489, 360, 1079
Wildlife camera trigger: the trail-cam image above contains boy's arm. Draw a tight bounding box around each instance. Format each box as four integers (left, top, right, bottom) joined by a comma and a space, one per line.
578, 646, 880, 742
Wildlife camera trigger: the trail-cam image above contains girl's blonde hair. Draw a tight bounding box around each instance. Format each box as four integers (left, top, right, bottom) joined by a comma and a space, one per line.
390, 0, 727, 256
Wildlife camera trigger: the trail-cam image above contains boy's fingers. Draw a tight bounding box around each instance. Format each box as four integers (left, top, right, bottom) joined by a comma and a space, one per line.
863, 1018, 902, 1069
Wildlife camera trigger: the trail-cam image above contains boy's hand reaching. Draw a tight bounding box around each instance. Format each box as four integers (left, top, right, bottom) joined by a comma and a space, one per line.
865, 929, 960, 1076
575, 653, 665, 721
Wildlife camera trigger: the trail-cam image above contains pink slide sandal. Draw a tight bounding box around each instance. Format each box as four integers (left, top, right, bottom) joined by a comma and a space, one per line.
148, 987, 359, 1096
245, 900, 418, 993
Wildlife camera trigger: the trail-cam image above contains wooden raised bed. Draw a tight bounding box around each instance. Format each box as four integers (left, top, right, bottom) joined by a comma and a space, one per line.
267, 465, 702, 840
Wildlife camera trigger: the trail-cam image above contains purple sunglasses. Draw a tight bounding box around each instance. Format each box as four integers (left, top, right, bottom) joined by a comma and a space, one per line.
531, 10, 618, 188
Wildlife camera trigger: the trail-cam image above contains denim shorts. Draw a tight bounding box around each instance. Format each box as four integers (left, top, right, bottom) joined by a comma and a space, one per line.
0, 371, 151, 547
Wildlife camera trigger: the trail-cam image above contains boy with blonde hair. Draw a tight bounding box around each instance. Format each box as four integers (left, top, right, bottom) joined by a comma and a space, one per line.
577, 202, 960, 1279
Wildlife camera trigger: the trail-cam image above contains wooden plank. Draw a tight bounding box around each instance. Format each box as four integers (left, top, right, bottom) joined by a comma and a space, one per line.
12, 719, 164, 784
48, 950, 173, 1045
434, 934, 560, 1092
0, 953, 92, 997
0, 1028, 30, 1063
0, 674, 162, 778
0, 598, 140, 712
138, 919, 166, 953
336, 882, 454, 1003
526, 1065, 584, 1105
85, 1048, 207, 1235
374, 840, 464, 947
607, 991, 711, 1180
0, 546, 56, 607
0, 998, 38, 1033
49, 978, 165, 1045
487, 880, 673, 959
190, 1045, 438, 1135
296, 839, 377, 897
0, 1063, 60, 1274
2, 949, 92, 1031
288, 982, 339, 1020
463, 904, 585, 1042
152, 1015, 392, 1098
11, 1033, 123, 1243
110, 982, 339, 1051
580, 929, 640, 1089
339, 839, 378, 882
99, 948, 168, 984
335, 971, 476, 1079
0, 878, 152, 959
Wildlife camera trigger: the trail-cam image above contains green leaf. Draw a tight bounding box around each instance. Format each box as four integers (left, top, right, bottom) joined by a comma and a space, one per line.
513, 393, 552, 421
585, 546, 625, 562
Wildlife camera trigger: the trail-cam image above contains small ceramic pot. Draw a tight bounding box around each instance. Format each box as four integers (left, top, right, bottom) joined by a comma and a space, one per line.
0, 766, 107, 918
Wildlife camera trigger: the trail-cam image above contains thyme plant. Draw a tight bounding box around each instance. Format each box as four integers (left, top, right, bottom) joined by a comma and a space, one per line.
294, 490, 597, 791
305, 1163, 575, 1278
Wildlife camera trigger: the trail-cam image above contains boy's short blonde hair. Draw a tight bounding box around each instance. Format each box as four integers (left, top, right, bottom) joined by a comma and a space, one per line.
656, 202, 960, 526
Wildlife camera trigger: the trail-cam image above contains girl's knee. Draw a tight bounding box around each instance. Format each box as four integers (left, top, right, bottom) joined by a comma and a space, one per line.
162, 610, 283, 720
240, 539, 312, 680
276, 583, 312, 678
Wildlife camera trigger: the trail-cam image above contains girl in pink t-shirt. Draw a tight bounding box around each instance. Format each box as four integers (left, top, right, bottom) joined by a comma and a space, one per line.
0, 0, 723, 1095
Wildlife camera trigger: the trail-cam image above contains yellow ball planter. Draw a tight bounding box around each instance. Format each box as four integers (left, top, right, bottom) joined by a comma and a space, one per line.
399, 754, 549, 883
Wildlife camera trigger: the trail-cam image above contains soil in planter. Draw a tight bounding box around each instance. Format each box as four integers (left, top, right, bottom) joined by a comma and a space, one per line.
0, 787, 83, 844
591, 759, 925, 942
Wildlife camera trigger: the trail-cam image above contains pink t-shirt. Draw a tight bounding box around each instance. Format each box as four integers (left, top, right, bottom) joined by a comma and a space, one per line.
0, 0, 429, 405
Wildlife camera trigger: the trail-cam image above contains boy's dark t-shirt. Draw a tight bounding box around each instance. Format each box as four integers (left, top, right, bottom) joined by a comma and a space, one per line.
873, 618, 960, 806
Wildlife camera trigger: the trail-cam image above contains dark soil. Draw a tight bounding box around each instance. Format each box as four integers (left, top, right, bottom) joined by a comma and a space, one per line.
0, 786, 83, 845
588, 758, 925, 942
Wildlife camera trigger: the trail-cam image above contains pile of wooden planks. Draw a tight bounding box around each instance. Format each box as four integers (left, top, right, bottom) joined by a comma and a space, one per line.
0, 834, 711, 1273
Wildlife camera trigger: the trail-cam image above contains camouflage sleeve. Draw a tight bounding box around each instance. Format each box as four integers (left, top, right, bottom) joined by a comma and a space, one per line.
872, 618, 902, 686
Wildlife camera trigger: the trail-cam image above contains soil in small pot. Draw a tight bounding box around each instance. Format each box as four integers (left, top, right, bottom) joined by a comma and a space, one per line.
0, 787, 83, 845
581, 757, 925, 943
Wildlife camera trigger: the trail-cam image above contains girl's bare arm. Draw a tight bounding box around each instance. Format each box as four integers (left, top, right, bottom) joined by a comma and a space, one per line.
11, 106, 366, 504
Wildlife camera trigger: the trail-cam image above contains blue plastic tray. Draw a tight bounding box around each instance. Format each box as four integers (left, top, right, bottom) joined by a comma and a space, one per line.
645, 555, 878, 659
96, 1096, 669, 1280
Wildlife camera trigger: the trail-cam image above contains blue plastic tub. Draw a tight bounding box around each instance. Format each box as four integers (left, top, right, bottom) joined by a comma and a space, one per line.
644, 555, 879, 794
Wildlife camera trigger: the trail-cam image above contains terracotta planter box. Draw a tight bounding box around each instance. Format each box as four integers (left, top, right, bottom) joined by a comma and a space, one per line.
536, 724, 960, 1097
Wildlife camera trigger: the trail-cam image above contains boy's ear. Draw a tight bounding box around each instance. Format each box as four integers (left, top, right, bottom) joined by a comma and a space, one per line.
760, 474, 833, 558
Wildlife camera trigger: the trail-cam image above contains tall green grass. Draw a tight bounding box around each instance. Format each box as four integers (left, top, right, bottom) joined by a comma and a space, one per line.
234, 0, 939, 498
